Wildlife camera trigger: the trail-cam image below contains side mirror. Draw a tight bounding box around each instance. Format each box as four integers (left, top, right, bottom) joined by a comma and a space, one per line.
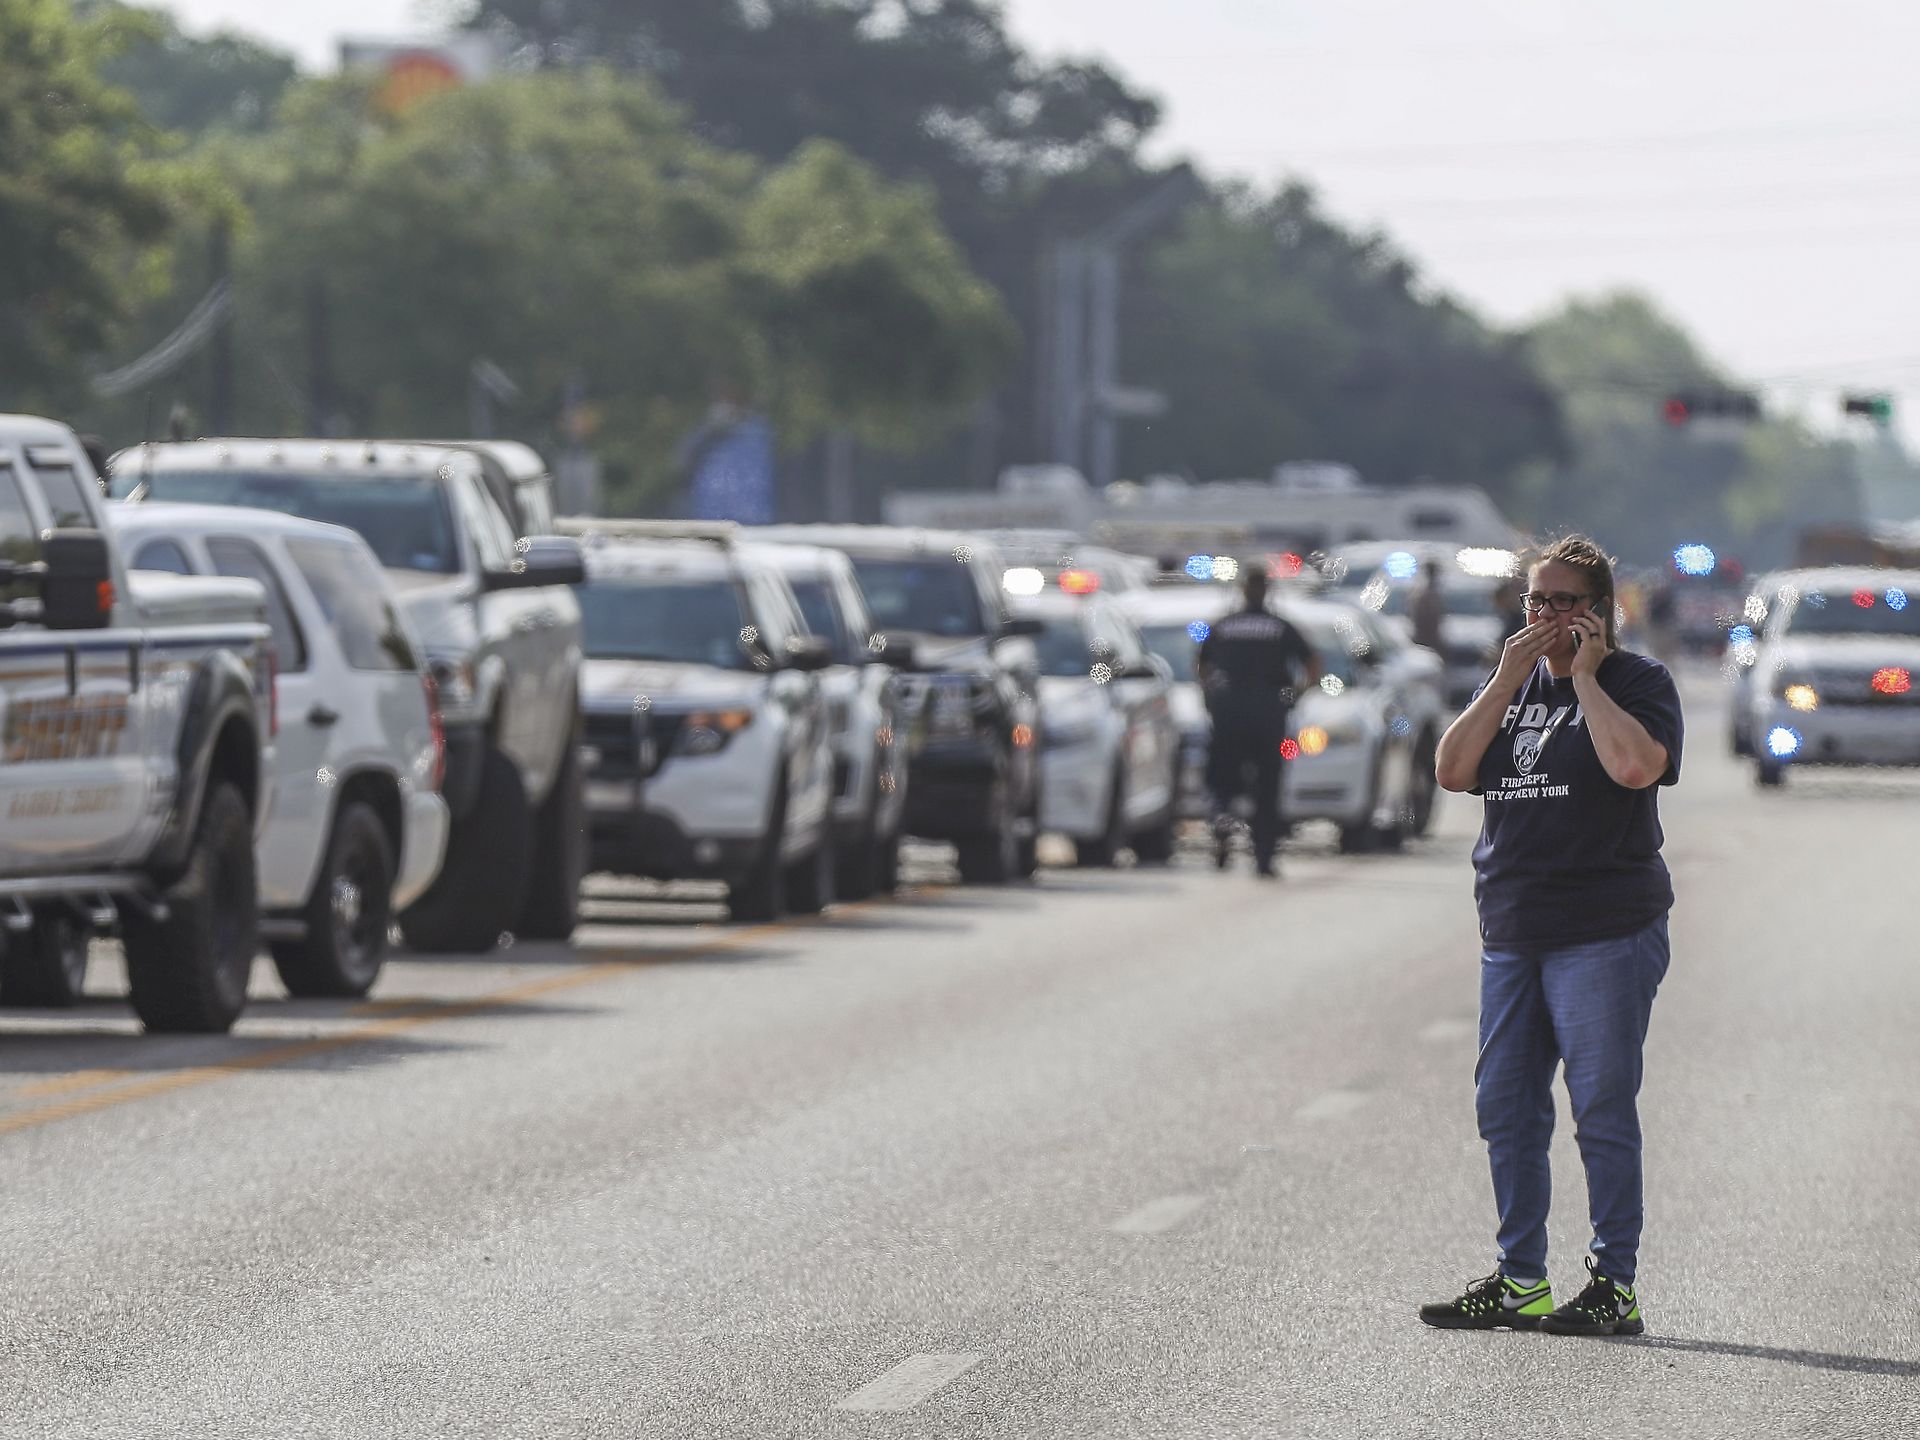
484, 535, 587, 591
41, 530, 114, 630
784, 635, 833, 672
1000, 615, 1044, 639
870, 632, 917, 670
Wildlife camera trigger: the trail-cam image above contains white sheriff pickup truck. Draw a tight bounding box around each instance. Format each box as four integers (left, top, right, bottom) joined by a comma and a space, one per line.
0, 417, 272, 1033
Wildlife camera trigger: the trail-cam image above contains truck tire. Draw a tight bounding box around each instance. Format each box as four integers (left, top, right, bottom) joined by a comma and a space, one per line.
728, 779, 788, 924
518, 735, 585, 941
0, 912, 90, 1008
271, 802, 394, 998
124, 781, 257, 1034
400, 746, 532, 954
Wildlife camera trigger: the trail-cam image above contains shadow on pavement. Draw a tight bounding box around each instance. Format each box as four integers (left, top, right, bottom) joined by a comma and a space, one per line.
1611, 1334, 1920, 1377
0, 1030, 472, 1076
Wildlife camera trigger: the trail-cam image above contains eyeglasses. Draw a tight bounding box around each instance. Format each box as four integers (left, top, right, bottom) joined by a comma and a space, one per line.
1521, 591, 1595, 614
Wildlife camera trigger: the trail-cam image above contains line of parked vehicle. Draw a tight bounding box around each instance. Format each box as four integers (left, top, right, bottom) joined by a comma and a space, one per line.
0, 413, 1464, 1038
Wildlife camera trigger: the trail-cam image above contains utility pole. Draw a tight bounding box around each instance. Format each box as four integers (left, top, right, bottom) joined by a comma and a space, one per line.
1044, 168, 1201, 488
208, 222, 234, 434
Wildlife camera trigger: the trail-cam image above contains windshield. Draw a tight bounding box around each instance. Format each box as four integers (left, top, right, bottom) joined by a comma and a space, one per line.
1377, 582, 1497, 619
787, 578, 854, 662
1138, 624, 1201, 684
848, 556, 984, 637
576, 579, 752, 669
1785, 587, 1920, 639
1028, 616, 1098, 677
135, 470, 459, 574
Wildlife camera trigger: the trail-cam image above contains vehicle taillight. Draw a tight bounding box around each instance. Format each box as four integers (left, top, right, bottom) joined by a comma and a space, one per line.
423, 672, 447, 791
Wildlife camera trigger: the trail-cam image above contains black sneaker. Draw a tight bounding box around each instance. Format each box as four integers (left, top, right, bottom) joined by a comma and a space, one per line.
1419, 1271, 1554, 1330
1539, 1257, 1644, 1336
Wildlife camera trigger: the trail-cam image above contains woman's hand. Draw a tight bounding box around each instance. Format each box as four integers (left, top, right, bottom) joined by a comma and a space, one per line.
1569, 609, 1611, 679
1493, 618, 1555, 690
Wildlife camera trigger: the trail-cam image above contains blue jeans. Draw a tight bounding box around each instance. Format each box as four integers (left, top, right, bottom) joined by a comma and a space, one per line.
1476, 916, 1670, 1286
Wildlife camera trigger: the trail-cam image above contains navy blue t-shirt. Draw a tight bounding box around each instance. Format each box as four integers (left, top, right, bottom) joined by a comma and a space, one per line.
1471, 650, 1683, 949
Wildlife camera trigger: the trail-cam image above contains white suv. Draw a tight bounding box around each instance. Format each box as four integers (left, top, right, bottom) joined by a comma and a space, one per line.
109, 504, 449, 996
1013, 591, 1179, 865
1746, 567, 1920, 785
755, 541, 912, 898
563, 522, 837, 922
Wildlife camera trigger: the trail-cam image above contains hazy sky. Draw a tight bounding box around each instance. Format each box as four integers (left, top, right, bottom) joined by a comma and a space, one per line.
167, 0, 1920, 434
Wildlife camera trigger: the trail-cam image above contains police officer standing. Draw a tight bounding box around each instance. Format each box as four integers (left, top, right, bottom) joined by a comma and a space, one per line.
1198, 566, 1320, 878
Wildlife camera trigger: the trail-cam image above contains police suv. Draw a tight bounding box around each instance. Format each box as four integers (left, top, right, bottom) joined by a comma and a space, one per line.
561, 521, 838, 922
759, 526, 1043, 885
754, 541, 913, 899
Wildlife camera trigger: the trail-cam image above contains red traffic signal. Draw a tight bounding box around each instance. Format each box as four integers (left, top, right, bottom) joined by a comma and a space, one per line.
1662, 391, 1761, 426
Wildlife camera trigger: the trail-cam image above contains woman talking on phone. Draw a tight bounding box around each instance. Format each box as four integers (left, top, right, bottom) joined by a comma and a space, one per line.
1419, 535, 1684, 1338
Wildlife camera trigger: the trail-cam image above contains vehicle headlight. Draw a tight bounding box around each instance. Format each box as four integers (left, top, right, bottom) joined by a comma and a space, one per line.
1782, 682, 1819, 712
677, 709, 754, 757
427, 655, 478, 713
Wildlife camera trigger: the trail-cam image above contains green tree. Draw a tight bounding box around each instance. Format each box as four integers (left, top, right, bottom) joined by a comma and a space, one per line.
1524, 292, 1863, 567
189, 70, 1010, 510
90, 2, 298, 136
1120, 184, 1566, 498
461, 0, 1159, 479
0, 0, 185, 407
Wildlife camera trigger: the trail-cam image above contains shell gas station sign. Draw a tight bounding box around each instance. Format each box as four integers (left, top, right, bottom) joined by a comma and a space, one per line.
339, 37, 500, 116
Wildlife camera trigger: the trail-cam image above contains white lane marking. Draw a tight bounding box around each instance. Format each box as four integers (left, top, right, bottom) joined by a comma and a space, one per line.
1420, 1018, 1476, 1044
1111, 1193, 1207, 1234
1294, 1089, 1368, 1121
834, 1353, 984, 1412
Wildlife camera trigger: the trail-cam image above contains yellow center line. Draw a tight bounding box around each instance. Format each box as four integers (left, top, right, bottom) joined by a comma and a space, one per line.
6, 1067, 135, 1103
0, 890, 911, 1141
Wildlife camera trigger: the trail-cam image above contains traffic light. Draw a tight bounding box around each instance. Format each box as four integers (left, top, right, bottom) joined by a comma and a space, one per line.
1841, 392, 1895, 425
1662, 391, 1762, 426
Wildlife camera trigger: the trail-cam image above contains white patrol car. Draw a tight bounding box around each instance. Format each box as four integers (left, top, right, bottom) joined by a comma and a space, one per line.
109, 504, 449, 998
1118, 587, 1447, 850
1745, 568, 1920, 786
753, 541, 912, 899
561, 521, 837, 922
111, 439, 588, 954
1012, 590, 1179, 865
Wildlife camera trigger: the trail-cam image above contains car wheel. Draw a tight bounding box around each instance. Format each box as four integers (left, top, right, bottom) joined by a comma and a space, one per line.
1406, 730, 1439, 838
956, 780, 1019, 884
518, 733, 585, 941
1131, 807, 1177, 865
124, 781, 258, 1034
1755, 758, 1785, 788
728, 778, 788, 924
400, 746, 533, 954
0, 911, 90, 1008
836, 774, 883, 902
271, 801, 395, 999
787, 833, 835, 916
1074, 766, 1128, 868
874, 830, 903, 894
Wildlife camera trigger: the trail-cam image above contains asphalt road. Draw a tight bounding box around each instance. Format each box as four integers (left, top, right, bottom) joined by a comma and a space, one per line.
2, 672, 1916, 1438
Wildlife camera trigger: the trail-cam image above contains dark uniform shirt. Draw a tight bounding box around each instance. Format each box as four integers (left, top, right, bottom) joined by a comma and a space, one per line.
1470, 650, 1684, 948
1199, 606, 1315, 729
